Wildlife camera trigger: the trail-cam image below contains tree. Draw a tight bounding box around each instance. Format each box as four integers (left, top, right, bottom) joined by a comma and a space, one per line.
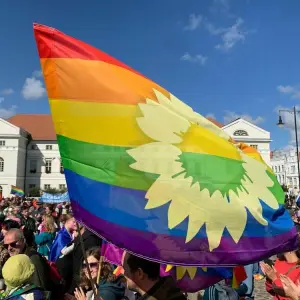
28, 187, 41, 197
43, 187, 61, 195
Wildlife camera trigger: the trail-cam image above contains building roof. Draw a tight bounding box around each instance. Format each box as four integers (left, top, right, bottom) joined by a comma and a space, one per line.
7, 114, 56, 141
6, 114, 223, 141
207, 117, 224, 128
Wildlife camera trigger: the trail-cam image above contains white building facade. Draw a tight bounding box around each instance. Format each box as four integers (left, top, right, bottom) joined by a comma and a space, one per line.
221, 118, 272, 166
0, 115, 66, 197
0, 115, 272, 198
271, 148, 299, 193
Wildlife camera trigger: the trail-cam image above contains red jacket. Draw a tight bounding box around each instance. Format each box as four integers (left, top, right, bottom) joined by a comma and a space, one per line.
266, 259, 300, 300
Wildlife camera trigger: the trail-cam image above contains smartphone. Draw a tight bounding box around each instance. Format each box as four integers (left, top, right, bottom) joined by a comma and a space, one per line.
264, 259, 274, 267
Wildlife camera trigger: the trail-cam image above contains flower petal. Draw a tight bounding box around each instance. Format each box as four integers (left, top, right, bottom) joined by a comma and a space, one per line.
153, 89, 230, 140
127, 142, 183, 176
137, 99, 190, 143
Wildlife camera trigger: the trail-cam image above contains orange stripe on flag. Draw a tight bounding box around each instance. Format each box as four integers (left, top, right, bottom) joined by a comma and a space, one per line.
41, 58, 169, 104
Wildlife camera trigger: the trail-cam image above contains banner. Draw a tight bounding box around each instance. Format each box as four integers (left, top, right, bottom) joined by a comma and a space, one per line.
40, 192, 70, 203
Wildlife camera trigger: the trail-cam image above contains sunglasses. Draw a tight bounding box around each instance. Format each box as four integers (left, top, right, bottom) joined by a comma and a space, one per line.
4, 241, 19, 249
83, 262, 99, 269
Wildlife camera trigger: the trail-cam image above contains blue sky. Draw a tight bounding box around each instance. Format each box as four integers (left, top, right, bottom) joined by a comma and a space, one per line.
0, 0, 299, 149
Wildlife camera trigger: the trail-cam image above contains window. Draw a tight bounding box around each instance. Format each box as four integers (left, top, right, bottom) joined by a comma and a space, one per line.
46, 145, 52, 150
0, 141, 5, 146
294, 177, 298, 186
278, 166, 281, 172
60, 161, 64, 174
0, 186, 2, 194
291, 165, 296, 174
44, 184, 50, 190
233, 130, 248, 136
282, 175, 285, 183
45, 159, 52, 174
289, 177, 293, 185
29, 184, 36, 189
29, 160, 37, 173
275, 166, 277, 172
0, 158, 4, 172
282, 165, 285, 172
250, 144, 258, 150
59, 184, 66, 190
31, 144, 38, 150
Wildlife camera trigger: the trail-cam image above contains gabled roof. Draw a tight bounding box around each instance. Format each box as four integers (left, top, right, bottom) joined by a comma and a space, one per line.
7, 114, 56, 141
222, 118, 269, 134
207, 117, 224, 128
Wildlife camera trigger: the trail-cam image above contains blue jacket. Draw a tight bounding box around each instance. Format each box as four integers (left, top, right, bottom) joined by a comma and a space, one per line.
49, 227, 72, 262
35, 232, 55, 257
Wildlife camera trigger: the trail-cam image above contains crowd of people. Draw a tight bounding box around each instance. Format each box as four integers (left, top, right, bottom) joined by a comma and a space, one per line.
1, 197, 300, 300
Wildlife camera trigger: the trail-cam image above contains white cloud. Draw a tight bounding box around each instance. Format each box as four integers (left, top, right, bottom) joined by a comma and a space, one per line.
181, 53, 208, 66
32, 70, 43, 78
0, 105, 17, 119
0, 88, 14, 95
22, 77, 46, 100
0, 98, 4, 104
277, 85, 300, 99
215, 18, 247, 51
184, 14, 203, 31
224, 110, 264, 125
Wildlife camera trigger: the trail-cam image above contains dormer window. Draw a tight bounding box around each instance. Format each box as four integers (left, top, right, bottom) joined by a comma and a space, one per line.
233, 130, 248, 136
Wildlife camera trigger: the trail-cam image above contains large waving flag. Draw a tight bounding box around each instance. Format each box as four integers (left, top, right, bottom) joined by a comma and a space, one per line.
34, 23, 297, 266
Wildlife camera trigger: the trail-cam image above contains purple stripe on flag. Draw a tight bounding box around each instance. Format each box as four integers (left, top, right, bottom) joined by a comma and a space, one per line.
72, 201, 298, 266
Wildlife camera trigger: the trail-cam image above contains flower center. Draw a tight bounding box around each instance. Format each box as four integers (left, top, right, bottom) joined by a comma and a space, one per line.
176, 152, 246, 197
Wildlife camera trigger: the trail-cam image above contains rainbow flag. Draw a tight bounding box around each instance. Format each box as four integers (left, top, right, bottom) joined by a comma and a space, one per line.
34, 23, 297, 266
10, 186, 24, 197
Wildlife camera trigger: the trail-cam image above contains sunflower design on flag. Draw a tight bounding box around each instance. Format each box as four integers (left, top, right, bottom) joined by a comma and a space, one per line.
127, 89, 280, 251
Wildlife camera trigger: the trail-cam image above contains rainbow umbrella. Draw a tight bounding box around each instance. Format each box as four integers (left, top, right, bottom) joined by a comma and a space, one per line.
33, 23, 297, 266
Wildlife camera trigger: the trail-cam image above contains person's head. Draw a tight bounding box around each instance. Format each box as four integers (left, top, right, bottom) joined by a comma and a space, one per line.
13, 206, 20, 215
122, 252, 160, 292
43, 215, 56, 233
22, 207, 29, 218
64, 214, 77, 233
80, 247, 115, 289
4, 229, 26, 256
2, 254, 34, 290
1, 219, 20, 237
45, 205, 53, 215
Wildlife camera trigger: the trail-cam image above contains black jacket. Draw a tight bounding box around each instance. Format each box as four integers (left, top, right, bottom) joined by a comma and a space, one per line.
138, 277, 186, 300
22, 217, 36, 233
25, 246, 52, 291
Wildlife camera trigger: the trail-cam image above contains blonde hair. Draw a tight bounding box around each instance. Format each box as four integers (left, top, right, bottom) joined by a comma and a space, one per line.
44, 216, 56, 233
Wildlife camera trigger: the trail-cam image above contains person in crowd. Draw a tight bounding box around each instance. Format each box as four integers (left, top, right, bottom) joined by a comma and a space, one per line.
68, 226, 102, 294
3, 228, 51, 291
1, 220, 20, 237
35, 216, 56, 259
73, 247, 125, 300
21, 206, 36, 233
280, 274, 300, 300
122, 252, 186, 300
49, 213, 76, 262
261, 250, 300, 300
1, 254, 48, 299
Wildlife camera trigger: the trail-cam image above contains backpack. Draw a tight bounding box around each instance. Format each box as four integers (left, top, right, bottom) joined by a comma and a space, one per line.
204, 283, 240, 300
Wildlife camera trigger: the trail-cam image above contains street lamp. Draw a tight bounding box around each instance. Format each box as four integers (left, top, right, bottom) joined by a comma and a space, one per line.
277, 106, 300, 191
